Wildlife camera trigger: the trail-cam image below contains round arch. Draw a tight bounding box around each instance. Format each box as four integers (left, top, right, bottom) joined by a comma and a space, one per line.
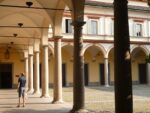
130, 45, 149, 85
62, 44, 74, 56
131, 45, 149, 56
81, 43, 106, 57
61, 42, 73, 48
48, 43, 54, 56
107, 45, 114, 58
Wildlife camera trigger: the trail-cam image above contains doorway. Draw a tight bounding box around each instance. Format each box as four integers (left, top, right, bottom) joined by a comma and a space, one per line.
0, 63, 12, 89
99, 63, 110, 85
138, 64, 147, 84
62, 63, 67, 87
84, 63, 89, 86
99, 64, 105, 85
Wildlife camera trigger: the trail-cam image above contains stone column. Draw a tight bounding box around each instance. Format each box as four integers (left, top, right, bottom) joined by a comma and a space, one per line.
147, 63, 150, 84
71, 21, 88, 113
52, 36, 63, 103
104, 58, 109, 87
34, 51, 40, 95
41, 45, 49, 97
114, 0, 133, 113
24, 57, 29, 90
28, 54, 34, 93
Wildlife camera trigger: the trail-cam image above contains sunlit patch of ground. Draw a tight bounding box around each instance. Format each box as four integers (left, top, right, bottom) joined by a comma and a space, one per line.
50, 85, 150, 113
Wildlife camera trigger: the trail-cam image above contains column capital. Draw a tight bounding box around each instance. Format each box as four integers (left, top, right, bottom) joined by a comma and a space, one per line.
34, 50, 40, 54
29, 54, 33, 57
114, 0, 128, 5
104, 57, 108, 59
71, 21, 86, 27
24, 57, 28, 59
53, 36, 63, 39
42, 45, 48, 48
53, 36, 63, 41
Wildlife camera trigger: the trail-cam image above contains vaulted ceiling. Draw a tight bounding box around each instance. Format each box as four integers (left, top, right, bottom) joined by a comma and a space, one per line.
0, 0, 72, 52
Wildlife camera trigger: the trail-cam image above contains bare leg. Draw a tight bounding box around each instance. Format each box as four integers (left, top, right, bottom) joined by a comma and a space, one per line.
17, 97, 21, 107
23, 90, 26, 107
23, 96, 25, 107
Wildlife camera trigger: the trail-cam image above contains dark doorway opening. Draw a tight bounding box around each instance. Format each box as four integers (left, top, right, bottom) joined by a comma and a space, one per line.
138, 64, 147, 84
99, 64, 105, 85
0, 63, 12, 89
84, 63, 89, 86
62, 63, 67, 87
99, 63, 110, 85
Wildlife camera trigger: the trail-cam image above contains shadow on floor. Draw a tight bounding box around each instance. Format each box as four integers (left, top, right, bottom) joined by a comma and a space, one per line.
3, 108, 70, 113
87, 85, 150, 98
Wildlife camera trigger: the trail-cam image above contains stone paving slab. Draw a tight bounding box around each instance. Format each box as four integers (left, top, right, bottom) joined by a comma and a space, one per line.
0, 89, 72, 113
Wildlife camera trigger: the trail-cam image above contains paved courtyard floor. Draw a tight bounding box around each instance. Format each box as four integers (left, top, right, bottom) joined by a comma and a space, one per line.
0, 89, 72, 113
0, 85, 150, 113
61, 85, 150, 113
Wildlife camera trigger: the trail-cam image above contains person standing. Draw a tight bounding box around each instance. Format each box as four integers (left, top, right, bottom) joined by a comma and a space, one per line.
17, 73, 26, 107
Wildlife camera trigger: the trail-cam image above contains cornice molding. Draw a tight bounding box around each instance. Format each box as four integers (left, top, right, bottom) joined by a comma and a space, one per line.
85, 1, 150, 12
49, 38, 150, 45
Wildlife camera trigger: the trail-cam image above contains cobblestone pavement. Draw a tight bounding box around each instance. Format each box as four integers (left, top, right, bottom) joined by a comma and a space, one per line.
0, 89, 71, 113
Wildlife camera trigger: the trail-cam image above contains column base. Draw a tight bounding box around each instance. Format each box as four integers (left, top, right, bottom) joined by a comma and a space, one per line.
27, 89, 34, 94
40, 94, 50, 98
70, 109, 88, 113
33, 91, 41, 96
52, 99, 63, 104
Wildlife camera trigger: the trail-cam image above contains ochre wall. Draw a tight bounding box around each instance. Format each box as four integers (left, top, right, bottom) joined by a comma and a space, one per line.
0, 45, 147, 89
0, 51, 24, 88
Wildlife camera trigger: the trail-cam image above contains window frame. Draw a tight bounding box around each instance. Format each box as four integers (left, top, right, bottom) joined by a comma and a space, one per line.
135, 23, 142, 37
65, 18, 73, 34
90, 20, 98, 35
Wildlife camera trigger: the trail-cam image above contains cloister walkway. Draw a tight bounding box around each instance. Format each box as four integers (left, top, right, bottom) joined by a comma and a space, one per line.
0, 89, 71, 113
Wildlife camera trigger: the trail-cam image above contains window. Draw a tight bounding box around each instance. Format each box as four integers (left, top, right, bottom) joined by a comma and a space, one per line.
110, 19, 114, 35
91, 20, 97, 35
135, 24, 142, 37
65, 19, 72, 33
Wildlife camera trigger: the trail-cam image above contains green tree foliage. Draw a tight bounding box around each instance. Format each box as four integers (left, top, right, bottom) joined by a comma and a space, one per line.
145, 54, 150, 63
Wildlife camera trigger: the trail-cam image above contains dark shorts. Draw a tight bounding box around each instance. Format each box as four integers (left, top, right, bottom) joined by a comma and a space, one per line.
18, 87, 25, 97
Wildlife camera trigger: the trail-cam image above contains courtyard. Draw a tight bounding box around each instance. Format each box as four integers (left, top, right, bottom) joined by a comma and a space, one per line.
61, 85, 150, 113
0, 85, 150, 113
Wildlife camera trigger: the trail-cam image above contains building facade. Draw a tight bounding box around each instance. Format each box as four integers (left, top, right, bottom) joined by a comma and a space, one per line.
0, 0, 149, 112
52, 0, 150, 87
0, 0, 149, 90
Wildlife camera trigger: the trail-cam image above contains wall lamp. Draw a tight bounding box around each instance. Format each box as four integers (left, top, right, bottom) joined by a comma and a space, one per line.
26, 1, 33, 8
13, 33, 18, 37
18, 23, 23, 27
